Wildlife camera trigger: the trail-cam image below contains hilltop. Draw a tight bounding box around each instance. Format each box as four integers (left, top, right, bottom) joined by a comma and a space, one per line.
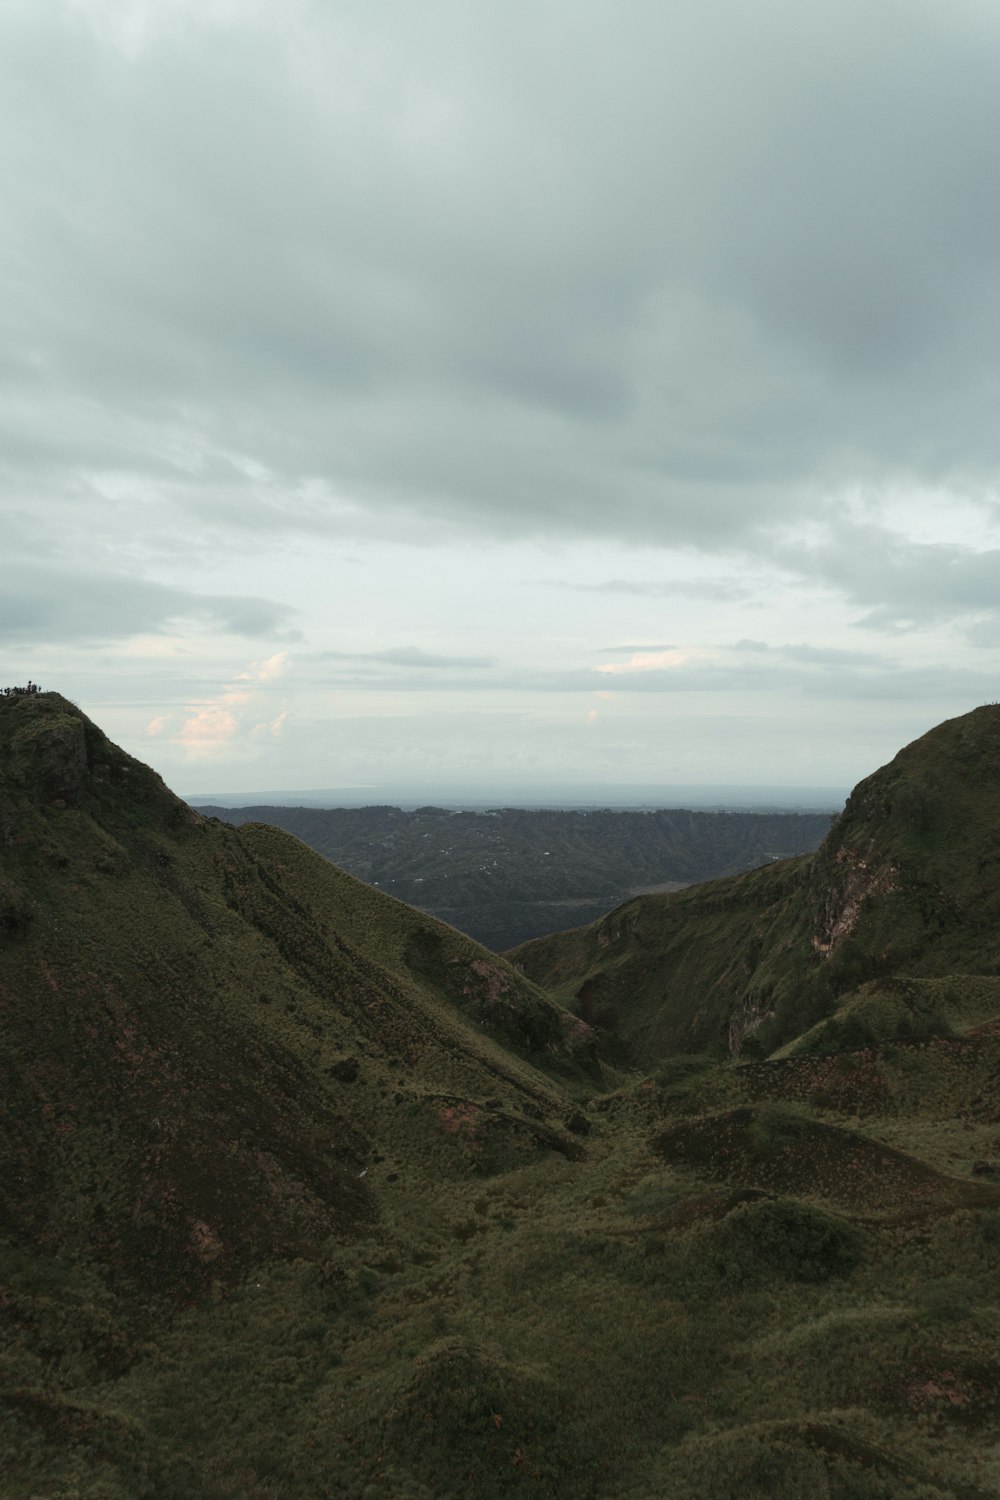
199, 801, 833, 949
4, 695, 1000, 1498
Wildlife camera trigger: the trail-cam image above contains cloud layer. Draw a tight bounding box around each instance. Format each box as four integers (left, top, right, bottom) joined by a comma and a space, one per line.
4, 2, 1000, 791
5, 0, 1000, 556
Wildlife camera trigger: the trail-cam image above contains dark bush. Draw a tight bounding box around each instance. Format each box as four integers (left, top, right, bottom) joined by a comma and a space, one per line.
703, 1197, 864, 1286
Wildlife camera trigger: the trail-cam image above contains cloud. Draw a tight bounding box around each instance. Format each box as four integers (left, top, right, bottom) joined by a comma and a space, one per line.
598, 643, 675, 654
0, 564, 297, 646
238, 651, 289, 682
552, 578, 761, 602
251, 709, 287, 739
597, 649, 694, 676
786, 522, 1000, 636
174, 693, 248, 751
289, 643, 1000, 706
318, 646, 498, 668
168, 655, 290, 758
731, 639, 893, 669
6, 0, 1000, 574
6, 0, 1000, 797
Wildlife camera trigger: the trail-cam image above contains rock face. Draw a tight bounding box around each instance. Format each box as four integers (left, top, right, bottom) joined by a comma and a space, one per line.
811, 846, 898, 956
510, 705, 1000, 1065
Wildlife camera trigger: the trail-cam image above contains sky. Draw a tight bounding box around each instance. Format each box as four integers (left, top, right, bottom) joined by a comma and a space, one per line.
4, 0, 1000, 802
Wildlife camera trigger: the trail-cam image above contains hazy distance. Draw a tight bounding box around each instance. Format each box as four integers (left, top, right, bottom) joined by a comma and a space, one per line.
186, 781, 847, 813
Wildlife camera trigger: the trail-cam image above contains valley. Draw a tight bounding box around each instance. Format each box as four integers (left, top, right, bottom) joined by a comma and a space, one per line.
3, 693, 1000, 1498
197, 802, 833, 950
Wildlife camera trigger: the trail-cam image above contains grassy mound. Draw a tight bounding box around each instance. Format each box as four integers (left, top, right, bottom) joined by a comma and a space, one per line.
777, 975, 1000, 1057
653, 1104, 1000, 1212
382, 1339, 597, 1498
630, 1414, 984, 1500
685, 1196, 865, 1285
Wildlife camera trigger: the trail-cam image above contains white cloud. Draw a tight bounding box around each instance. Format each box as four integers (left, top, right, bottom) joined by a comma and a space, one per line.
238, 651, 289, 683
167, 655, 289, 759
596, 649, 696, 676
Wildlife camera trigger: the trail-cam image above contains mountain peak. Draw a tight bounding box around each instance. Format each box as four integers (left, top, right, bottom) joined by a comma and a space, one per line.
0, 690, 196, 829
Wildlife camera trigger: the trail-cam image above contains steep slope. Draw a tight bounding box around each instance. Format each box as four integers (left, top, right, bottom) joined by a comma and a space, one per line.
510, 705, 1000, 1065
0, 694, 595, 1294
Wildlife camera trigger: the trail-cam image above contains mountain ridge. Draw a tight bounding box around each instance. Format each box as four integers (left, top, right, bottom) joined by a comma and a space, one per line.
0, 693, 596, 1295
510, 704, 1000, 1066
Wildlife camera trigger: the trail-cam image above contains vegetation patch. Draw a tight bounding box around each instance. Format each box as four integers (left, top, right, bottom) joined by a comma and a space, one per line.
688, 1196, 864, 1285
653, 1105, 998, 1212
381, 1339, 599, 1498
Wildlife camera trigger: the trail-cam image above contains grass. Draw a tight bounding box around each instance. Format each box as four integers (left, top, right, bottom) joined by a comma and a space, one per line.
5, 695, 1000, 1496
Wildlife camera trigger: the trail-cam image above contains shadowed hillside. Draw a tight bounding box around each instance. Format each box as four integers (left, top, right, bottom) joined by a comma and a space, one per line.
0, 694, 596, 1294
4, 695, 1000, 1499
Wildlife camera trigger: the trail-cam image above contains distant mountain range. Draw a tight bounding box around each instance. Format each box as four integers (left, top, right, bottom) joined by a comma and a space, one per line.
188, 780, 847, 811
4, 692, 1000, 1498
196, 802, 834, 949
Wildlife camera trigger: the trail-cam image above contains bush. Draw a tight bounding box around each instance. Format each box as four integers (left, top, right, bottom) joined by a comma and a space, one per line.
697, 1197, 864, 1286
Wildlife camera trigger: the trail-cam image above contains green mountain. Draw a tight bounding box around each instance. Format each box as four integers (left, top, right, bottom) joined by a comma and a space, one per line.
509, 705, 1000, 1066
0, 694, 596, 1290
4, 694, 1000, 1499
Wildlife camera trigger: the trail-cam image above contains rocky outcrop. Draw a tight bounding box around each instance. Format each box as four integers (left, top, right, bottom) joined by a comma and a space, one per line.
812, 846, 897, 956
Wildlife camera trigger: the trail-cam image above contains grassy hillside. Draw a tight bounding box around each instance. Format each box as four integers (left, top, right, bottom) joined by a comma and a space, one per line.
4, 695, 1000, 1498
510, 705, 1000, 1065
0, 694, 596, 1290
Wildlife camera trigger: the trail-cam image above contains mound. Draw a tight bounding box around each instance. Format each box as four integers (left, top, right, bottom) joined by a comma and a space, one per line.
381, 1338, 597, 1498
627, 1413, 989, 1500
776, 974, 1000, 1058
653, 1105, 1000, 1213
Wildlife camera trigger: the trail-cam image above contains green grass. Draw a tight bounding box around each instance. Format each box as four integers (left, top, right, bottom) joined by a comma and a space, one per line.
5, 696, 1000, 1497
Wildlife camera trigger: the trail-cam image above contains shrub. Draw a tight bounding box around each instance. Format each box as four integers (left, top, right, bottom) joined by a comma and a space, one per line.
696, 1197, 864, 1286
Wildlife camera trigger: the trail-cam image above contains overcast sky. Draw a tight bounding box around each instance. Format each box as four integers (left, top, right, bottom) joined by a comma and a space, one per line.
4, 0, 1000, 800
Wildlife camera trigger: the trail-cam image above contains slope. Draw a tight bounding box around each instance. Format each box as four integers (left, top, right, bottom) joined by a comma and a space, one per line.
5, 696, 1000, 1500
509, 705, 1000, 1065
0, 693, 595, 1296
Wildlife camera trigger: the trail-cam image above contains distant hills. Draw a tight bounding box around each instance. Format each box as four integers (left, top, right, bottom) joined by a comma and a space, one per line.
4, 693, 1000, 1498
197, 802, 833, 949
